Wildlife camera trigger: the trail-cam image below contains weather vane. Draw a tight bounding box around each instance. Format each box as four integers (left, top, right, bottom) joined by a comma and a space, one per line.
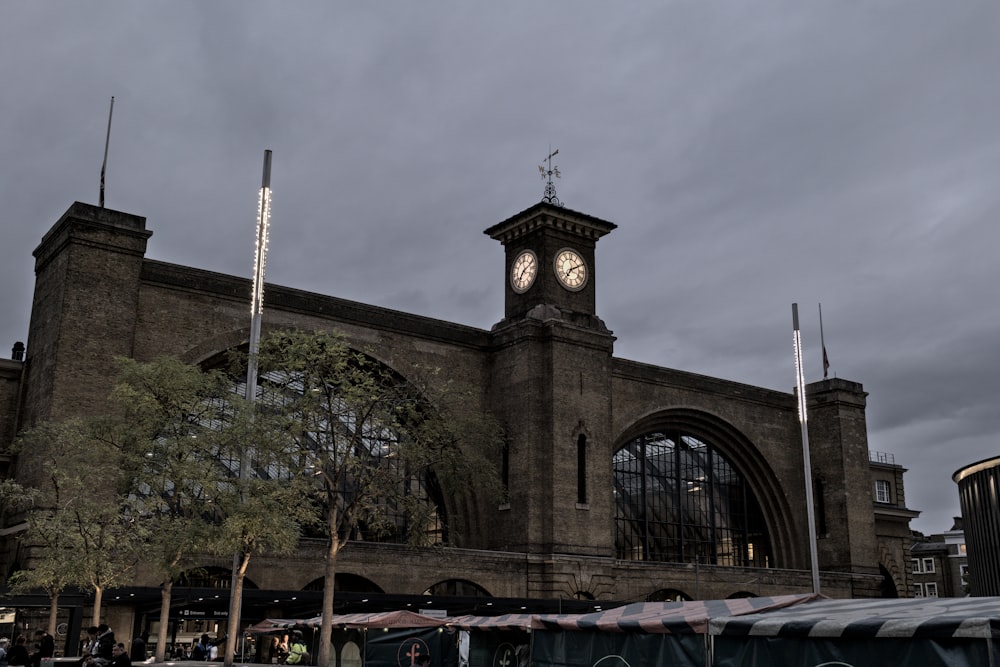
538, 148, 563, 207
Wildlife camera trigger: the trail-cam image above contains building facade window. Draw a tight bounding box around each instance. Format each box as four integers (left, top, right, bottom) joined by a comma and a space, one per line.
613, 430, 772, 567
922, 557, 936, 573
913, 583, 923, 597
924, 582, 938, 597
912, 558, 921, 573
221, 357, 448, 547
875, 479, 891, 503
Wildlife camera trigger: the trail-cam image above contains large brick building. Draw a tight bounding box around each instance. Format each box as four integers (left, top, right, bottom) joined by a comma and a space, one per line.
1, 199, 916, 647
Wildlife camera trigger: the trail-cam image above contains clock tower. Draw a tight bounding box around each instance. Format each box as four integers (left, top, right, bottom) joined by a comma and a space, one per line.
484, 201, 618, 568
485, 201, 616, 331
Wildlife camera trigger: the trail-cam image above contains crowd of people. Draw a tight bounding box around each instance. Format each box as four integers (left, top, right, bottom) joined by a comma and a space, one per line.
77, 623, 121, 666
0, 626, 310, 666
0, 629, 54, 667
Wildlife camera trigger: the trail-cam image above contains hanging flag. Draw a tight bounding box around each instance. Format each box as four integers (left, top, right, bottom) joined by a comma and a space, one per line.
819, 303, 829, 379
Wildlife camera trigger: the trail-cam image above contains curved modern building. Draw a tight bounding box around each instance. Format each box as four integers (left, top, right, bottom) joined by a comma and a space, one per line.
953, 456, 1000, 596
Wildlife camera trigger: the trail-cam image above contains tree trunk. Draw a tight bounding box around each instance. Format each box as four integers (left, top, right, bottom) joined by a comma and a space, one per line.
223, 551, 251, 667
317, 534, 342, 667
47, 591, 60, 636
92, 586, 104, 627
156, 580, 174, 662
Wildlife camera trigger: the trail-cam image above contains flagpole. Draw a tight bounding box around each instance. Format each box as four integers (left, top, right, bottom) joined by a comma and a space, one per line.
99, 96, 114, 208
793, 303, 821, 594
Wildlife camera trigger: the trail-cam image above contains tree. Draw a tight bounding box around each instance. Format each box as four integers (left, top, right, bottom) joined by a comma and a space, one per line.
105, 356, 309, 665
9, 419, 143, 628
107, 356, 246, 662
254, 330, 503, 667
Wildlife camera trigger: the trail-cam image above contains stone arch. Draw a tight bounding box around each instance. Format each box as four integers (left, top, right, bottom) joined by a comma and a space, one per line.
879, 564, 899, 598
614, 408, 798, 569
646, 588, 691, 602
303, 573, 384, 593
180, 327, 252, 365
726, 591, 757, 599
178, 565, 258, 589
877, 542, 902, 598
422, 579, 492, 597
180, 324, 419, 384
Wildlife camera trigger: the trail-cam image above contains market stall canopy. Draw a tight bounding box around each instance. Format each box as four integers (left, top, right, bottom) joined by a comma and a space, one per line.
248, 610, 448, 633
446, 613, 539, 631
709, 596, 1000, 639
529, 594, 820, 634
247, 594, 819, 636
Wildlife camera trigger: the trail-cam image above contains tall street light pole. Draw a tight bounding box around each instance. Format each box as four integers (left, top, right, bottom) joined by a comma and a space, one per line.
793, 303, 821, 595
225, 150, 272, 666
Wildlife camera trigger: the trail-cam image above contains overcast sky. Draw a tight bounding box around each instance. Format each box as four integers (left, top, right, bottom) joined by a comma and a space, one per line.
3, 2, 998, 536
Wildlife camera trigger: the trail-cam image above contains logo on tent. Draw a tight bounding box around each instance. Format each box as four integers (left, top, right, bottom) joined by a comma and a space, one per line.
396, 637, 430, 666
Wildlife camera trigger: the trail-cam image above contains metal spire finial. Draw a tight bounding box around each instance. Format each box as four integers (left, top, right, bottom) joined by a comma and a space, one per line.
538, 147, 563, 207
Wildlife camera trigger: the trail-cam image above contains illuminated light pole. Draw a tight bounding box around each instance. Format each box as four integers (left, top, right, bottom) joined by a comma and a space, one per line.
247, 149, 272, 406
792, 303, 821, 594
225, 150, 272, 666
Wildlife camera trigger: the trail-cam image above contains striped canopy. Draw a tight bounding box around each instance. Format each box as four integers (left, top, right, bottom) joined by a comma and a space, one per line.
247, 594, 818, 636
526, 594, 819, 634
247, 610, 447, 633
709, 596, 1000, 639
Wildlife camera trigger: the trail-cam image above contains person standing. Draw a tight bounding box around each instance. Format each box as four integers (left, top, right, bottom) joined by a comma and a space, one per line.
95, 626, 115, 666
283, 631, 308, 666
128, 635, 146, 663
191, 635, 210, 662
6, 636, 30, 667
80, 627, 99, 663
29, 630, 54, 667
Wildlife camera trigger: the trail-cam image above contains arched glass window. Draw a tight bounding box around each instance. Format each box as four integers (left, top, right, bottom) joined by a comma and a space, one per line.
200, 347, 447, 548
614, 430, 772, 567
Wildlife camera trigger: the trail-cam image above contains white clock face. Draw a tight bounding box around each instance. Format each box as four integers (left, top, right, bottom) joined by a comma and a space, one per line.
511, 249, 538, 293
554, 248, 587, 290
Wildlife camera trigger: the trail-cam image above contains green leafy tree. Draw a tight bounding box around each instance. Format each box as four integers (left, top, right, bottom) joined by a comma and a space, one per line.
107, 357, 247, 662
254, 330, 503, 667
10, 419, 143, 627
105, 356, 309, 665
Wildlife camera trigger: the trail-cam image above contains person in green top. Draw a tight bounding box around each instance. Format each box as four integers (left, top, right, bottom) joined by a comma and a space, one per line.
283, 631, 309, 666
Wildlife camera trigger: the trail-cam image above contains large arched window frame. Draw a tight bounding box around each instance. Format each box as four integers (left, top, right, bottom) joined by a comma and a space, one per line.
199, 345, 448, 548
614, 429, 772, 567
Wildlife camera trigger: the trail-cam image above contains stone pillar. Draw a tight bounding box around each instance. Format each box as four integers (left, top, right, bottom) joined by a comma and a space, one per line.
21, 202, 151, 427
489, 315, 615, 557
805, 378, 880, 581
